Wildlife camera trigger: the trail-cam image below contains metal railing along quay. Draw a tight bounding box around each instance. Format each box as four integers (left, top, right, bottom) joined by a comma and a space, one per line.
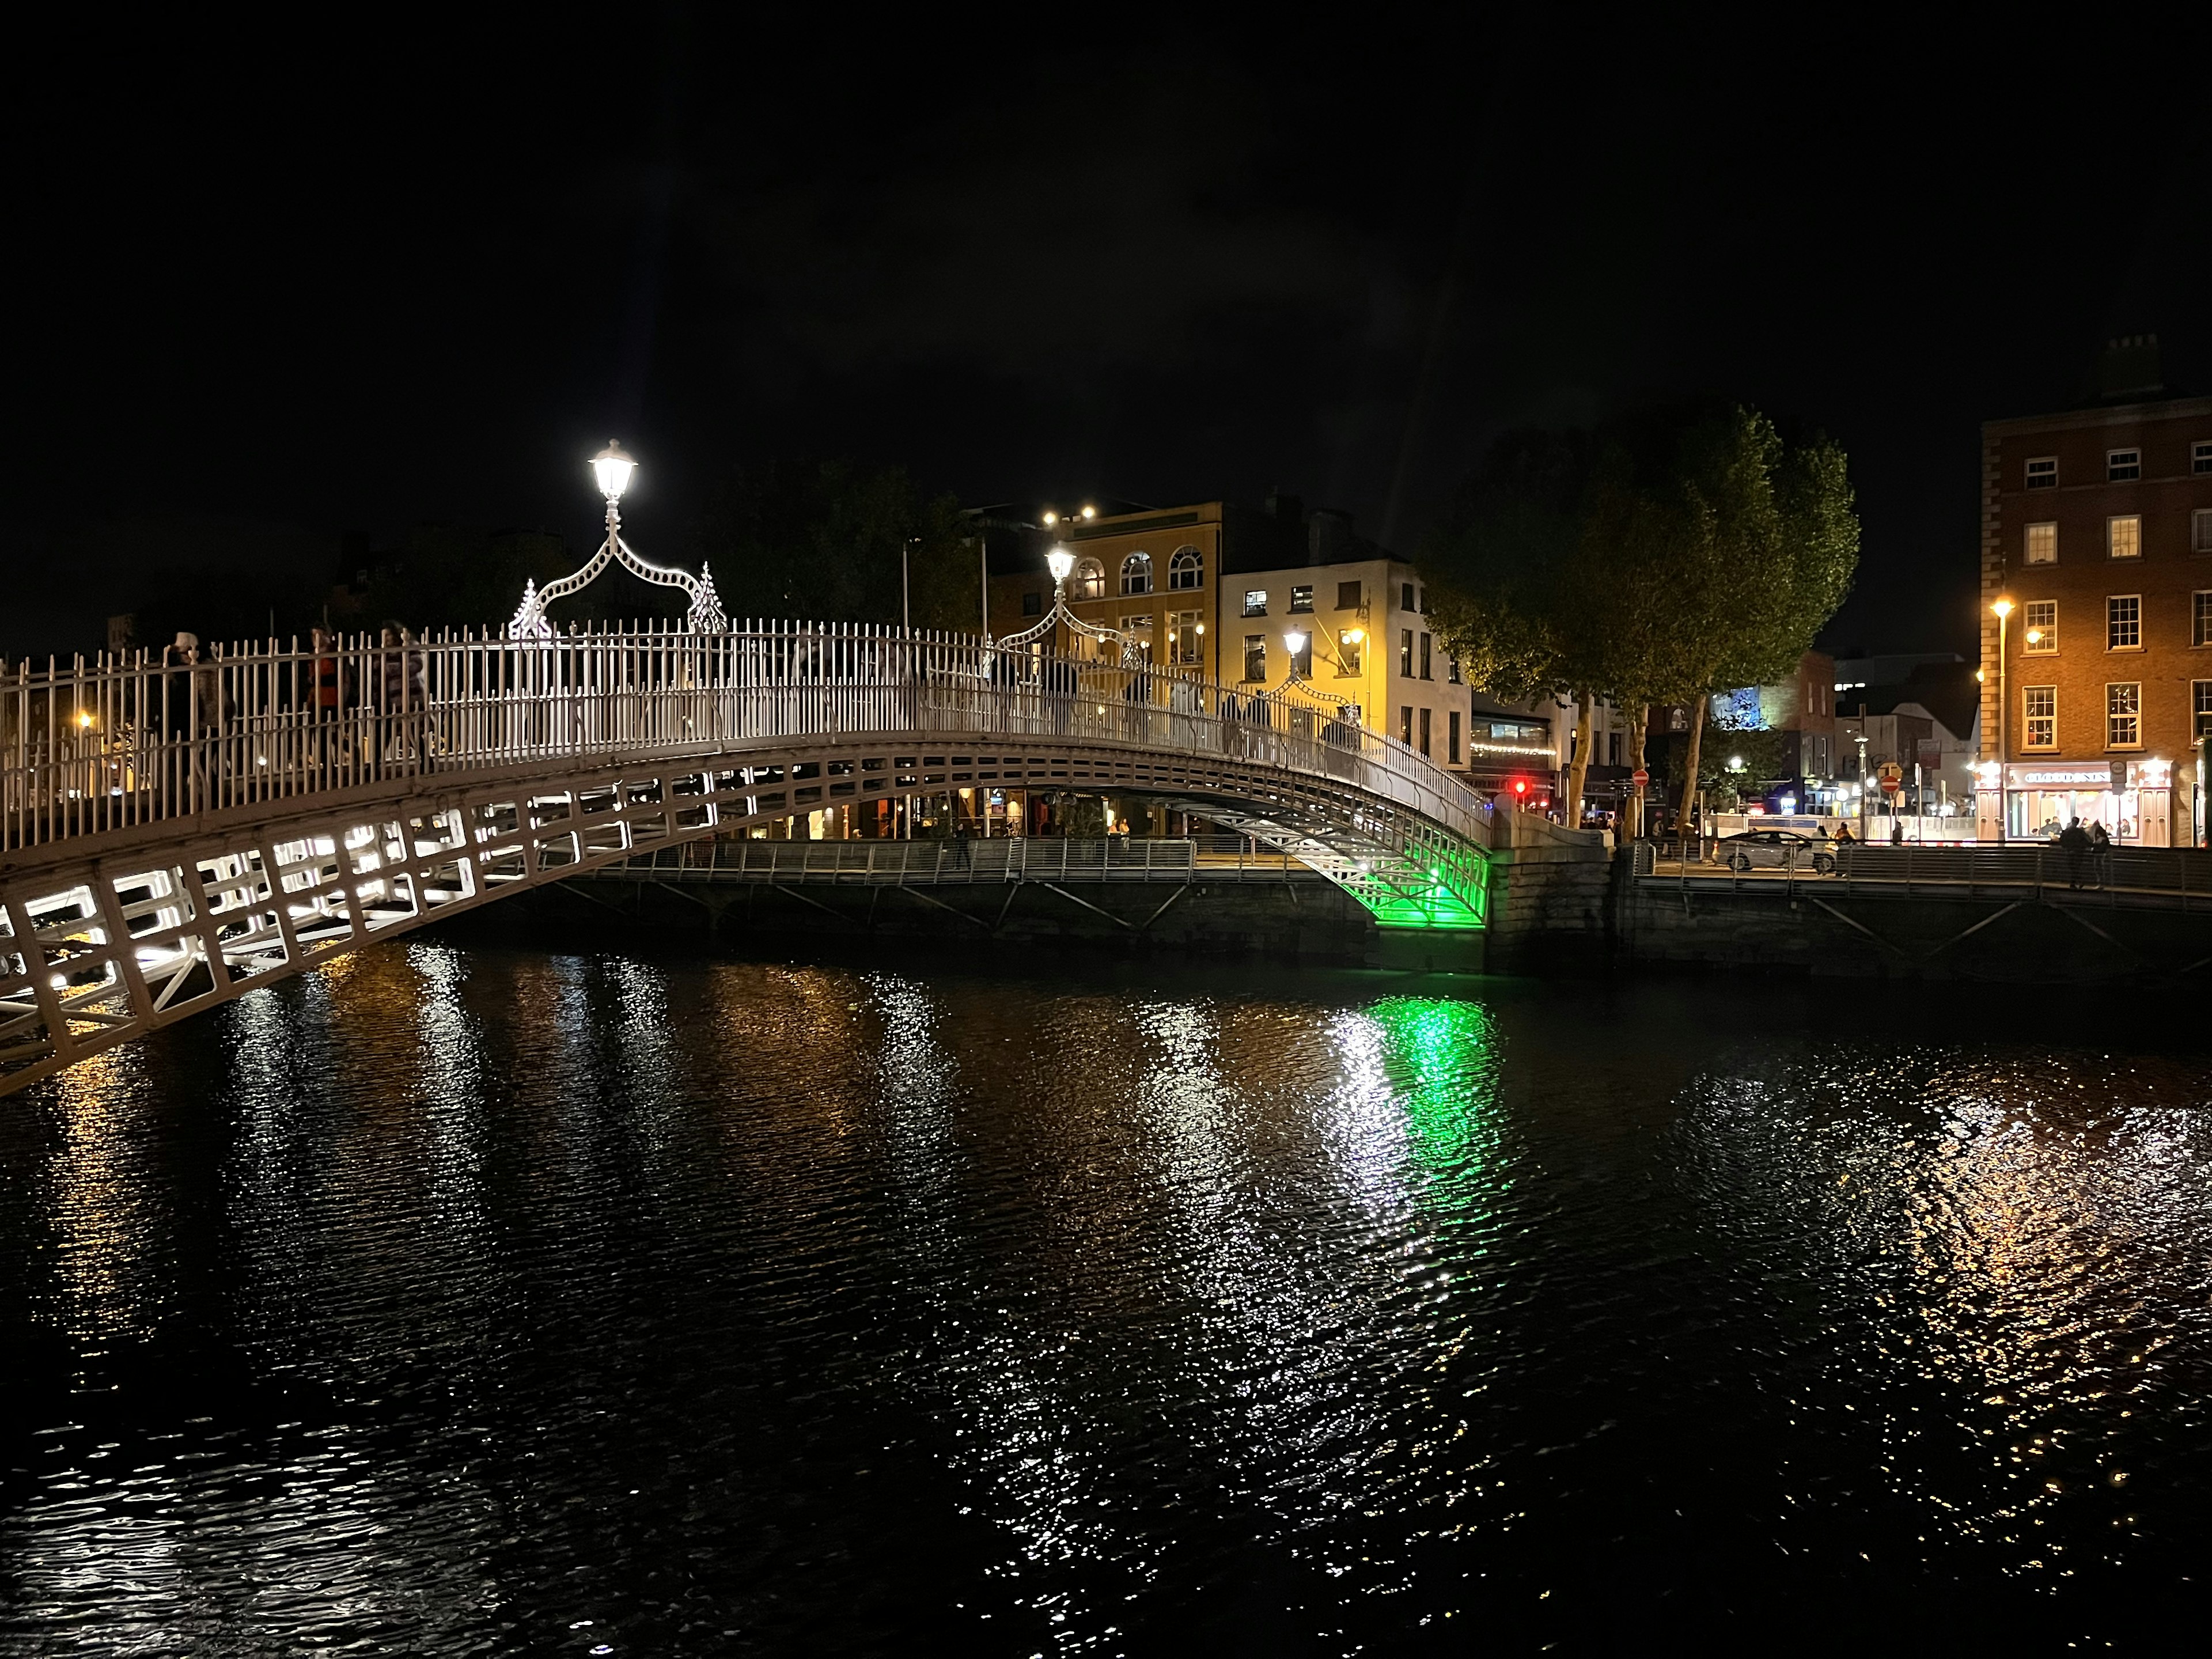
611, 835, 1313, 886
1635, 839, 2211, 911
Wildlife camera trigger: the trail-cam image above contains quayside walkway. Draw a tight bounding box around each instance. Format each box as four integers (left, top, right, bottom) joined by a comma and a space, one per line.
1, 622, 1490, 1094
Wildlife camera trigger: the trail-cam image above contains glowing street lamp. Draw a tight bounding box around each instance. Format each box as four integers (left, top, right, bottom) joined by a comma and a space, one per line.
1046, 546, 1076, 590
591, 440, 637, 501
1991, 599, 2013, 823
510, 442, 726, 636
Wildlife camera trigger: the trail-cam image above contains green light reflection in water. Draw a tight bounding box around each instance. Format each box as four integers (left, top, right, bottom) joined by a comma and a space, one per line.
1367, 995, 1503, 1178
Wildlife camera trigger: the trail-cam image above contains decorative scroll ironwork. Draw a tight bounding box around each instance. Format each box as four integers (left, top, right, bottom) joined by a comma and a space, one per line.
511, 507, 726, 638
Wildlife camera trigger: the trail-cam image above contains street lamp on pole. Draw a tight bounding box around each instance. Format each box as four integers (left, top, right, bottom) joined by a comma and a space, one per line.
510, 442, 727, 637
1991, 597, 2013, 836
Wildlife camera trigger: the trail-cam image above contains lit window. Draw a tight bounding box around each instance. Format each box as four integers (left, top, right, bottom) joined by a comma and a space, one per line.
2108, 594, 2141, 650
1242, 634, 1266, 681
2194, 507, 2212, 552
1073, 558, 1104, 600
1337, 630, 1362, 674
2024, 522, 2057, 565
1287, 631, 1312, 676
1120, 552, 1153, 596
2024, 599, 2056, 653
2107, 681, 2141, 748
1399, 706, 1413, 745
1447, 656, 1461, 685
1167, 547, 1203, 590
2023, 685, 2056, 749
1289, 585, 1313, 613
2196, 680, 2212, 738
2195, 590, 2212, 648
1169, 609, 1203, 666
2108, 449, 2141, 482
2195, 440, 2212, 476
2026, 457, 2058, 489
2108, 516, 2141, 559
1119, 615, 1154, 660
1399, 629, 1413, 676
1243, 589, 1268, 617
1336, 579, 1362, 611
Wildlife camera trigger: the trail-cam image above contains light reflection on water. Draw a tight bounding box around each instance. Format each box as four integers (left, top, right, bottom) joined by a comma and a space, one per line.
0, 948, 2207, 1653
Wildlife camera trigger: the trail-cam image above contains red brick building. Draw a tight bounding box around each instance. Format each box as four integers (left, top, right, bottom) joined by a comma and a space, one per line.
1978, 338, 2211, 846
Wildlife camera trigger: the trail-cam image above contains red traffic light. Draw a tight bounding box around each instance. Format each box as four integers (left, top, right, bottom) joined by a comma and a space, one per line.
1513, 779, 1528, 795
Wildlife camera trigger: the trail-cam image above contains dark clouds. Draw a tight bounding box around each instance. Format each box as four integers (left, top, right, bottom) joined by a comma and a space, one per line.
7, 10, 2209, 658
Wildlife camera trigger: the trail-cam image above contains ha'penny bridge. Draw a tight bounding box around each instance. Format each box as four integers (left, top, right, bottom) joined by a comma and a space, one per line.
0, 621, 1497, 1096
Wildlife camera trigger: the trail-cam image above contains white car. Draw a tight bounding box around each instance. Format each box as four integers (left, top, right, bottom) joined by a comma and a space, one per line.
1715, 828, 1836, 874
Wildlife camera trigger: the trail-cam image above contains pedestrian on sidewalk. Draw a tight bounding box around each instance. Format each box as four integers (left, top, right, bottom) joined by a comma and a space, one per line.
2059, 817, 2091, 889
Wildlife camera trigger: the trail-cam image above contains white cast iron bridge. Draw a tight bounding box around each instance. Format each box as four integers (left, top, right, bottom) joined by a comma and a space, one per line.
0, 622, 1494, 1096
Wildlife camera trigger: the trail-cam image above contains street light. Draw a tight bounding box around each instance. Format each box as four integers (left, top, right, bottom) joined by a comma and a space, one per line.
591, 440, 636, 501
510, 442, 726, 636
1046, 546, 1075, 588
1991, 596, 2013, 840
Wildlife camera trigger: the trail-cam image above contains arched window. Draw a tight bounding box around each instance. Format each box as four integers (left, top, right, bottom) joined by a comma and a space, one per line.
1168, 546, 1203, 590
1073, 557, 1105, 600
1120, 551, 1153, 596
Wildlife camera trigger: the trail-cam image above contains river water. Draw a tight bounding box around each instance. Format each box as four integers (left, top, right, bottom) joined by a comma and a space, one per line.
1, 938, 2208, 1654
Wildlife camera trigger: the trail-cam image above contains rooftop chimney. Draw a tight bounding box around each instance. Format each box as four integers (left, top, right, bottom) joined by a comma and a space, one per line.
2095, 334, 2163, 402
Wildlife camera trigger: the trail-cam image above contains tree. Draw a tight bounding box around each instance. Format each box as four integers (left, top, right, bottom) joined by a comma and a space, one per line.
1426, 405, 1857, 834
684, 460, 978, 631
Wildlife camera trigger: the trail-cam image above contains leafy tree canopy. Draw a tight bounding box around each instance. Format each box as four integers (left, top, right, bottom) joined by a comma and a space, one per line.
684, 460, 978, 632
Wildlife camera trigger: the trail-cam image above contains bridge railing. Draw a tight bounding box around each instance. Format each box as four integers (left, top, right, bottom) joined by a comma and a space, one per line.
2, 620, 1491, 857
619, 835, 1208, 884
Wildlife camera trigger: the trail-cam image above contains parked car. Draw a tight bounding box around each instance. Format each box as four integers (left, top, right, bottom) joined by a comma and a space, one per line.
1715, 828, 1836, 874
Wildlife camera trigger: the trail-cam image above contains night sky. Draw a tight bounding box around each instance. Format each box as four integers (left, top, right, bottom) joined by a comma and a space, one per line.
11, 12, 2207, 661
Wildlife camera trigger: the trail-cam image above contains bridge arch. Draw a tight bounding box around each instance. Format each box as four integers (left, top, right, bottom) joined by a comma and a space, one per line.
2, 621, 1494, 1094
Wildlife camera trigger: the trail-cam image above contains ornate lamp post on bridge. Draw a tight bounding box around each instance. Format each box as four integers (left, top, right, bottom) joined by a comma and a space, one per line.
510, 442, 728, 638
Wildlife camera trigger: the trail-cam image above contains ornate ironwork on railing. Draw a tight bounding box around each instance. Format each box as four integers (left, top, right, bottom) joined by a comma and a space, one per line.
1, 620, 1489, 856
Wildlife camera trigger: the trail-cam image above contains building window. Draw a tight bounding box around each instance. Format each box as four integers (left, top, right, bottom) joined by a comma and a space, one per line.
1287, 631, 1312, 677
1399, 706, 1414, 745
1021, 590, 1043, 617
1337, 629, 1362, 674
2108, 516, 2142, 559
2026, 457, 2057, 489
1336, 580, 1362, 611
1242, 589, 1268, 617
1668, 706, 1688, 733
1119, 615, 1154, 660
1399, 629, 1413, 676
2107, 681, 2141, 749
2194, 508, 2212, 553
2107, 448, 2141, 482
2023, 685, 2056, 749
2024, 599, 2057, 653
1167, 547, 1202, 590
1448, 710, 1462, 764
1073, 558, 1104, 600
1608, 730, 1623, 766
1120, 552, 1153, 595
2108, 594, 2141, 650
1243, 634, 1266, 682
2196, 680, 2212, 738
1418, 707, 1433, 756
1447, 656, 1461, 684
2024, 522, 2057, 565
1401, 582, 1416, 612
1418, 632, 1432, 679
1169, 609, 1203, 666
2195, 440, 2212, 475
1289, 584, 1313, 613
2195, 589, 2212, 647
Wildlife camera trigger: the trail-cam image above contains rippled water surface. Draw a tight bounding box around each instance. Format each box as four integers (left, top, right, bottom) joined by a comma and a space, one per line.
3, 940, 2210, 1654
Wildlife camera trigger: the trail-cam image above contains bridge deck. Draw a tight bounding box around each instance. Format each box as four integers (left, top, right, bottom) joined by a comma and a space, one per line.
607, 835, 1322, 886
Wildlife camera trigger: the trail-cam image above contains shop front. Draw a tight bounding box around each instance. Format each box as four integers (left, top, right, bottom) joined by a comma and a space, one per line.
2002, 759, 2173, 846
